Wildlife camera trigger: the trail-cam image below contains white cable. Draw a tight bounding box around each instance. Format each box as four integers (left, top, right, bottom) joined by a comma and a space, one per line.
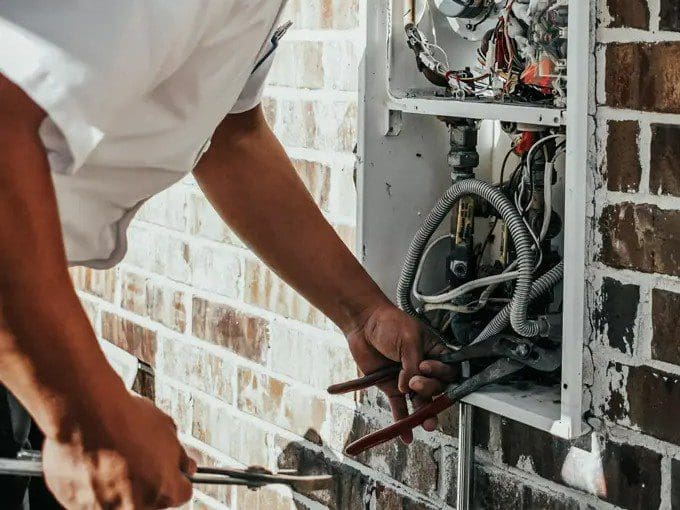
539, 148, 566, 242
423, 262, 517, 314
426, 41, 451, 69
413, 234, 453, 301
539, 161, 554, 242
515, 133, 566, 270
524, 133, 565, 183
418, 271, 520, 304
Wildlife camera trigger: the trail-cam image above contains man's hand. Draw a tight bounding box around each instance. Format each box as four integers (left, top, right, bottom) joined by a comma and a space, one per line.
43, 393, 196, 509
346, 302, 455, 442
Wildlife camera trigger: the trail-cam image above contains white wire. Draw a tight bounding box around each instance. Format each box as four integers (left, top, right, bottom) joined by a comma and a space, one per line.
427, 0, 439, 46
539, 147, 566, 242
418, 271, 520, 304
514, 133, 566, 270
425, 260, 519, 313
524, 133, 565, 183
413, 234, 453, 301
424, 302, 479, 313
426, 41, 451, 69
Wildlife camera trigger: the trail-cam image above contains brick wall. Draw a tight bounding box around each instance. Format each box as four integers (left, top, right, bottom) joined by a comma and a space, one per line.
71, 1, 680, 509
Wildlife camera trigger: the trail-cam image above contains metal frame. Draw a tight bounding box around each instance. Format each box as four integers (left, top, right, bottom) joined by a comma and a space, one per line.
357, 0, 589, 442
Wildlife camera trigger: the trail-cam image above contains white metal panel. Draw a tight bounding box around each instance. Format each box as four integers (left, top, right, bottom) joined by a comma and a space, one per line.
358, 0, 590, 438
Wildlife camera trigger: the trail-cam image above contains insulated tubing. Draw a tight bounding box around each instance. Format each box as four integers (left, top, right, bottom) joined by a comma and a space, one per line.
396, 178, 548, 338
473, 261, 564, 343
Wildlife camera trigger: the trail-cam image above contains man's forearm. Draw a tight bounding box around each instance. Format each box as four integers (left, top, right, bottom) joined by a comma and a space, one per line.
0, 78, 127, 440
195, 107, 390, 333
0, 293, 126, 441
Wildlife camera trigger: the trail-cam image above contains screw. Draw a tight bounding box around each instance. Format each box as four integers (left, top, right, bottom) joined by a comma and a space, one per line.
451, 261, 468, 278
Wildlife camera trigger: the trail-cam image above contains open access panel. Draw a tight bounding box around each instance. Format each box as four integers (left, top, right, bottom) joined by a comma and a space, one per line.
357, 0, 590, 439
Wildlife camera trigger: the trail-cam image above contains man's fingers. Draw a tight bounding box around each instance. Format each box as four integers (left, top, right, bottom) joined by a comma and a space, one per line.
410, 394, 438, 431
153, 474, 193, 509
421, 325, 452, 356
419, 360, 460, 381
409, 375, 447, 399
180, 449, 198, 476
388, 394, 413, 444
397, 332, 424, 394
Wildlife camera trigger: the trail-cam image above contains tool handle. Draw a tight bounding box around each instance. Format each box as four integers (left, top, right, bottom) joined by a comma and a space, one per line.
327, 365, 401, 394
344, 394, 454, 456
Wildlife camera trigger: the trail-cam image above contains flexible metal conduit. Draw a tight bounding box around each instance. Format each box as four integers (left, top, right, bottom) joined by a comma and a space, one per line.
396, 178, 549, 338
474, 260, 564, 343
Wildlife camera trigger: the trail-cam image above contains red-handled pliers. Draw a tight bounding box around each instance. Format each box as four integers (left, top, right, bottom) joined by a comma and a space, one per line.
328, 334, 561, 456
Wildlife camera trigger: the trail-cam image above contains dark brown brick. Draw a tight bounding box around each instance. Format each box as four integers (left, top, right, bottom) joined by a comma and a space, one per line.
606, 121, 641, 192
599, 203, 654, 271
275, 435, 441, 510
606, 0, 649, 29
345, 413, 439, 497
374, 484, 435, 510
101, 312, 157, 366
275, 436, 369, 509
192, 298, 269, 363
627, 365, 680, 444
652, 288, 680, 364
601, 440, 662, 509
472, 467, 581, 510
606, 43, 680, 113
661, 0, 680, 32
672, 458, 680, 510
604, 363, 629, 421
594, 278, 639, 354
132, 364, 155, 401
500, 418, 591, 485
437, 404, 491, 449
599, 203, 680, 277
651, 124, 680, 196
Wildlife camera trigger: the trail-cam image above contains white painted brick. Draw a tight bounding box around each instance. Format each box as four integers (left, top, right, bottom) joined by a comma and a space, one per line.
189, 191, 245, 247
268, 321, 357, 390
189, 244, 242, 298
137, 185, 188, 232
322, 40, 361, 91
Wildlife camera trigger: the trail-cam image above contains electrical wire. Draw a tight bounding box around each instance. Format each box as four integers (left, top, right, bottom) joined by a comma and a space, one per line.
539, 145, 566, 242
412, 234, 453, 300
418, 271, 521, 304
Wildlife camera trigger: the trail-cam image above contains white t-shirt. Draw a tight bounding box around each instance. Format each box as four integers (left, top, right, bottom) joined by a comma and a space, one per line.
0, 1, 287, 268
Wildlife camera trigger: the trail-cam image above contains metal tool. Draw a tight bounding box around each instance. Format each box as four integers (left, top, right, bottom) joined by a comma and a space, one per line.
328, 334, 561, 455
0, 451, 331, 492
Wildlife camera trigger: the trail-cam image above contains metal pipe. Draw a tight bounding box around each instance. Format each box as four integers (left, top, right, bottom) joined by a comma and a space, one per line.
457, 370, 474, 509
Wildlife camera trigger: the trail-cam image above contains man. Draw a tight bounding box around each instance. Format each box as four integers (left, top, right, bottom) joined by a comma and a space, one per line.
0, 2, 453, 508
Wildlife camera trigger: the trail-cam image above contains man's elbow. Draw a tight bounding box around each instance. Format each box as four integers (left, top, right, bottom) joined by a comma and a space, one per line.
214, 105, 270, 144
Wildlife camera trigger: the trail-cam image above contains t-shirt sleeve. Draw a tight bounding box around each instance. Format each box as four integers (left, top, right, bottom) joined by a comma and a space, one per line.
230, 21, 291, 114
0, 3, 163, 175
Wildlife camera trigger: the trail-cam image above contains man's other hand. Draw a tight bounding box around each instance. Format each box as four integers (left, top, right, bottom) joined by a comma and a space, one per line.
346, 303, 454, 443
42, 394, 196, 509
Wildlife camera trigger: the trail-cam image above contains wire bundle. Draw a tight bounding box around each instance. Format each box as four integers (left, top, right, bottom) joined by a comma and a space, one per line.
397, 134, 566, 344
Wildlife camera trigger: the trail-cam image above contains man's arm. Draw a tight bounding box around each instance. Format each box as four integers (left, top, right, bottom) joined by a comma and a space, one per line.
195, 106, 450, 438
0, 77, 193, 508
